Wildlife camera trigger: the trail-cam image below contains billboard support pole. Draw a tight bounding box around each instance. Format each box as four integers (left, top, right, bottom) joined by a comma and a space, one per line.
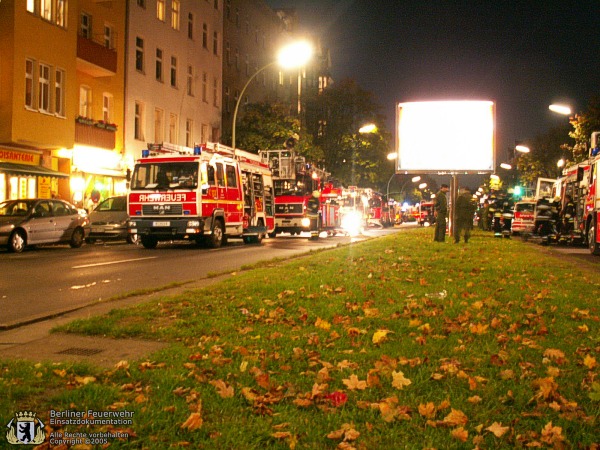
450, 175, 459, 239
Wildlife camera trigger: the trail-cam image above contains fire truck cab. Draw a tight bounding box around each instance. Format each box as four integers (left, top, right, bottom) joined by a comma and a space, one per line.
127, 142, 274, 249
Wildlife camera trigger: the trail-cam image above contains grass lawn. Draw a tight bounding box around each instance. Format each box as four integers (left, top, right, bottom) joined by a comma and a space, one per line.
1, 228, 599, 449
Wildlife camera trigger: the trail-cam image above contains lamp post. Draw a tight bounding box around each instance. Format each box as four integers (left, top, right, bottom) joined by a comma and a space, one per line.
386, 174, 420, 202
231, 41, 312, 150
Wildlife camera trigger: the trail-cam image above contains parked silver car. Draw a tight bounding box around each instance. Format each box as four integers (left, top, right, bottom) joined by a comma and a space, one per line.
87, 196, 138, 244
0, 198, 90, 253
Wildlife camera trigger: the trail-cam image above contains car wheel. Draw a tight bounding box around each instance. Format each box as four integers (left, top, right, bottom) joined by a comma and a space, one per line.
8, 230, 26, 253
588, 222, 600, 255
70, 227, 85, 248
127, 233, 140, 245
141, 236, 158, 249
207, 219, 224, 248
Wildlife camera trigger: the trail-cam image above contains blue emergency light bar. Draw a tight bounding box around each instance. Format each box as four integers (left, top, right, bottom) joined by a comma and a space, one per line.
194, 145, 202, 155
142, 149, 150, 157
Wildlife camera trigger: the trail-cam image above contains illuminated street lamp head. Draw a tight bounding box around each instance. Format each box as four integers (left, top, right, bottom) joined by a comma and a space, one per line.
277, 41, 313, 69
359, 123, 377, 134
515, 145, 530, 153
411, 176, 421, 183
387, 152, 398, 160
549, 104, 572, 115
418, 183, 427, 189
557, 158, 565, 168
500, 163, 512, 170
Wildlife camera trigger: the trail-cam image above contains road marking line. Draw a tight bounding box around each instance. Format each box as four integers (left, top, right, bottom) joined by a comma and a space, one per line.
72, 257, 158, 268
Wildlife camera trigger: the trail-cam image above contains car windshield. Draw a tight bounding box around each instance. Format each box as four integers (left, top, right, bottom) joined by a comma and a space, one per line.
96, 196, 126, 212
0, 200, 35, 216
130, 162, 199, 190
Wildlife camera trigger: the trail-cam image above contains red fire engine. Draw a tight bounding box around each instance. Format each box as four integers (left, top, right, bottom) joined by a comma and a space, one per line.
127, 142, 274, 249
583, 132, 600, 255
418, 201, 434, 226
259, 149, 341, 236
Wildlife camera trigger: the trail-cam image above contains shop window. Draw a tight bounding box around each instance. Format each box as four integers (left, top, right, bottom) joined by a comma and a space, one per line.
0, 174, 5, 202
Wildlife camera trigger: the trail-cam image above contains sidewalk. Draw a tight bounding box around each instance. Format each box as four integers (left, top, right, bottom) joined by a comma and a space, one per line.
0, 274, 231, 368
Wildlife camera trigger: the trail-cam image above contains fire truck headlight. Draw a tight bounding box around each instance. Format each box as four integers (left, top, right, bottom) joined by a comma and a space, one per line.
301, 217, 311, 227
187, 220, 201, 227
341, 211, 363, 236
128, 221, 137, 228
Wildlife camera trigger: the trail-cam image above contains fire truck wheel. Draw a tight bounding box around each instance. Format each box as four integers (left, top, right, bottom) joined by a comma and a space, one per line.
588, 222, 600, 255
207, 220, 224, 248
141, 236, 158, 249
268, 231, 277, 238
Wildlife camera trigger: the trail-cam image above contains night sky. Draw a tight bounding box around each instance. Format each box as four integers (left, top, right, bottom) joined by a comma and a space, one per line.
266, 0, 599, 164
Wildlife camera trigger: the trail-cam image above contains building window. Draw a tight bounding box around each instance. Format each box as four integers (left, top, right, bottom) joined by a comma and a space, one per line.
235, 48, 239, 70
137, 0, 146, 7
202, 72, 207, 102
41, 0, 52, 21
154, 108, 164, 143
56, 0, 66, 27
169, 113, 178, 144
135, 102, 145, 140
38, 64, 50, 113
202, 23, 207, 49
185, 119, 193, 147
226, 0, 231, 20
225, 41, 230, 66
80, 12, 92, 38
104, 24, 114, 49
187, 13, 194, 39
170, 56, 177, 87
135, 37, 144, 72
201, 124, 208, 144
55, 69, 65, 116
25, 59, 34, 109
155, 48, 163, 82
79, 85, 92, 117
187, 65, 194, 96
171, 0, 180, 30
157, 0, 165, 21
214, 0, 218, 10
213, 31, 218, 55
27, 0, 35, 13
102, 93, 113, 123
213, 77, 218, 107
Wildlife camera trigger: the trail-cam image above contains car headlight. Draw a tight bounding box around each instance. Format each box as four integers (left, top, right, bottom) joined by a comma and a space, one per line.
301, 217, 311, 227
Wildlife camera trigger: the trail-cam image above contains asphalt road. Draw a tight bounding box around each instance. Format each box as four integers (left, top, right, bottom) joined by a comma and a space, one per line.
0, 227, 402, 329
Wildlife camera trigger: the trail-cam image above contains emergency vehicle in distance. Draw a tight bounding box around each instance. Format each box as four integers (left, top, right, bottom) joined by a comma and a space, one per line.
127, 142, 274, 249
259, 149, 342, 236
582, 131, 600, 255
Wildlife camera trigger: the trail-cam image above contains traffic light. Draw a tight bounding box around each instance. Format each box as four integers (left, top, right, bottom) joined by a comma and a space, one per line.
513, 186, 522, 197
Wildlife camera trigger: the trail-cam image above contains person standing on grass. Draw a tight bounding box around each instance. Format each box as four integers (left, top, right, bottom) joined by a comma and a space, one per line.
433, 184, 449, 242
454, 187, 476, 243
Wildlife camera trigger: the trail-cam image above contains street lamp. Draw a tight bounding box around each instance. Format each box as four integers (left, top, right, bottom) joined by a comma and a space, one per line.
231, 40, 313, 150
549, 104, 572, 115
515, 145, 530, 153
386, 175, 420, 201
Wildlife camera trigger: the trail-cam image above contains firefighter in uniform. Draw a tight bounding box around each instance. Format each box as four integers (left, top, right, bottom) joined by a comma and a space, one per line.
307, 190, 321, 240
433, 184, 449, 242
454, 187, 476, 243
561, 194, 575, 236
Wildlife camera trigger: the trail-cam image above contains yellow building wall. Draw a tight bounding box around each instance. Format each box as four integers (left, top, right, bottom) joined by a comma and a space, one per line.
0, 1, 16, 143
77, 0, 126, 154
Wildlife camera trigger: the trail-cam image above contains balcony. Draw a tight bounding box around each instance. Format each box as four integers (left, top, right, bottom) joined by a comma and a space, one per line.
75, 119, 116, 149
76, 34, 117, 77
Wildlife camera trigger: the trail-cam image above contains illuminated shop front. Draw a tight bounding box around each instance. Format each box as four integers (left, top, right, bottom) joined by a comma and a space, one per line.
0, 148, 69, 202
69, 145, 127, 209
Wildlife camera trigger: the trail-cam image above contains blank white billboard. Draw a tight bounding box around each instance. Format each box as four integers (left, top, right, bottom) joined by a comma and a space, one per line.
395, 101, 495, 173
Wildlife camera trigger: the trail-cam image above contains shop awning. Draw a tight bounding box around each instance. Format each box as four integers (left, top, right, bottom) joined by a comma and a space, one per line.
0, 162, 70, 178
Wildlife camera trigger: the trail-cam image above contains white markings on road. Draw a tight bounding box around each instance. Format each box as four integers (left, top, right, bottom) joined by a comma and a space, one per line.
72, 257, 158, 269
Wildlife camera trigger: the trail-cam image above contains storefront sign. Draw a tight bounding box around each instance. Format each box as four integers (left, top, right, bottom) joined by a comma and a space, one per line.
0, 149, 40, 165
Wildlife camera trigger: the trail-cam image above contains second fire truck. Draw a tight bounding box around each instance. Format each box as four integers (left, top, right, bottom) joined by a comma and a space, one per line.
127, 142, 274, 249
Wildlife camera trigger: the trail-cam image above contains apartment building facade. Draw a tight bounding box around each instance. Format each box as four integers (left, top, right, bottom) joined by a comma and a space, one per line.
125, 0, 223, 163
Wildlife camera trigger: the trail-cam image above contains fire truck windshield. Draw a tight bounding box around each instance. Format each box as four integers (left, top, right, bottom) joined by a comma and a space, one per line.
274, 173, 315, 196
131, 162, 199, 190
